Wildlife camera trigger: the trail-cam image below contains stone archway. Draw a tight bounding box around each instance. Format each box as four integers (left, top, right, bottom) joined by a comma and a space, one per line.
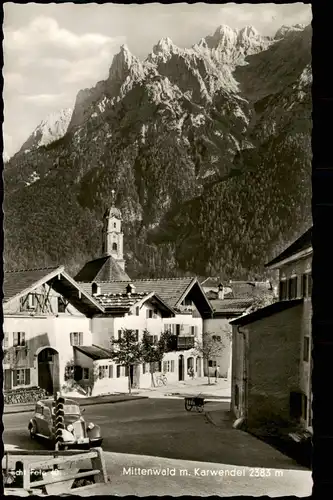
37, 347, 60, 395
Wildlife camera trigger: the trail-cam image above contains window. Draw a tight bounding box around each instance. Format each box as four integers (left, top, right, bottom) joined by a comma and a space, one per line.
13, 368, 30, 387
170, 360, 175, 372
147, 309, 153, 319
109, 365, 114, 378
163, 361, 172, 372
303, 336, 310, 362
35, 404, 43, 415
70, 332, 83, 346
114, 222, 116, 228
98, 365, 108, 379
183, 297, 192, 306
118, 330, 122, 340
208, 360, 217, 368
116, 365, 121, 378
176, 324, 180, 335
134, 330, 139, 341
125, 366, 129, 377
112, 242, 117, 251
288, 276, 298, 299
142, 363, 146, 374
13, 332, 25, 347
3, 332, 9, 349
136, 306, 140, 316
83, 368, 89, 380
57, 297, 67, 313
279, 280, 288, 300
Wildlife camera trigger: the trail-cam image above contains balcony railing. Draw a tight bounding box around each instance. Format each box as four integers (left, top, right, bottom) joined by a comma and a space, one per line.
177, 337, 195, 350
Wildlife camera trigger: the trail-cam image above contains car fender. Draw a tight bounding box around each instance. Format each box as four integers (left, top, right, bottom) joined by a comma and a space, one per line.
87, 423, 102, 439
28, 418, 37, 430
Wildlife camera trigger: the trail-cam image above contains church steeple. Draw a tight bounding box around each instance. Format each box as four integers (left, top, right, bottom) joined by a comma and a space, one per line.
102, 190, 126, 271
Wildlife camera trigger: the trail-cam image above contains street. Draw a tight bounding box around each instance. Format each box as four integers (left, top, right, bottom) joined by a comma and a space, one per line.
3, 398, 307, 470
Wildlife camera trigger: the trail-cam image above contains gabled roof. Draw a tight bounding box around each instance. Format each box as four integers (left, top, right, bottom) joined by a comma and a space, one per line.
230, 299, 304, 326
210, 298, 254, 316
94, 291, 175, 317
265, 227, 312, 269
74, 255, 130, 282
74, 345, 114, 360
79, 277, 213, 318
3, 266, 104, 316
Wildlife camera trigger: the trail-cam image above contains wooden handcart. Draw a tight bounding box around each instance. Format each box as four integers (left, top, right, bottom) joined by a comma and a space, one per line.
184, 396, 205, 412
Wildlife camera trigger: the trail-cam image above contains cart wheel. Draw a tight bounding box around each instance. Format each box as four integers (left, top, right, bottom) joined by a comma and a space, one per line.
196, 404, 204, 413
185, 399, 192, 411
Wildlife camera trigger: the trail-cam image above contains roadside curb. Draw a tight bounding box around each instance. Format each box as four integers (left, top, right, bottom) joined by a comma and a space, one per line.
3, 396, 148, 415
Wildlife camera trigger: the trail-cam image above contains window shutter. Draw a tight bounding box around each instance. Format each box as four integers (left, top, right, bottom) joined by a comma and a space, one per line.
25, 368, 31, 385
79, 332, 83, 345
109, 365, 113, 378
13, 332, 19, 347
135, 330, 139, 341
70, 332, 73, 346
4, 369, 12, 390
21, 332, 26, 346
118, 330, 122, 340
4, 332, 9, 349
171, 360, 175, 372
12, 370, 18, 386
122, 366, 126, 377
163, 361, 167, 372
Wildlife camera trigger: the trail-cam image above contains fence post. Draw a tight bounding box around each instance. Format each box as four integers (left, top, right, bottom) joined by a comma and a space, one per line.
54, 394, 65, 451
91, 448, 108, 483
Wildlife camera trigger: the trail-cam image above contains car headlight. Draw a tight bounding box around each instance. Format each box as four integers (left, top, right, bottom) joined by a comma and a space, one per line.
87, 422, 95, 430
67, 424, 74, 432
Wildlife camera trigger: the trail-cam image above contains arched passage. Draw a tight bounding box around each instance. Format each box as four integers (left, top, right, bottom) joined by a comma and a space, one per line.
38, 347, 60, 395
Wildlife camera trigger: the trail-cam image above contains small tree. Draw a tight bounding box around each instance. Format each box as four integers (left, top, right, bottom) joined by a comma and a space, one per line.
195, 330, 231, 385
110, 328, 143, 395
141, 329, 175, 387
247, 288, 276, 313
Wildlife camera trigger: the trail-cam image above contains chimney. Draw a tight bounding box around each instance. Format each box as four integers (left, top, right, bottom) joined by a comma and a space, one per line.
91, 282, 101, 296
126, 283, 136, 296
217, 283, 224, 300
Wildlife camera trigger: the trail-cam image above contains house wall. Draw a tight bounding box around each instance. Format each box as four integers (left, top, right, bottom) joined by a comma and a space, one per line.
3, 315, 91, 391
245, 305, 303, 429
203, 318, 232, 379
279, 254, 312, 428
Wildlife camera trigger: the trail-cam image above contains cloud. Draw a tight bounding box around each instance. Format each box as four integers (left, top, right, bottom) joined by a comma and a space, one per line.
20, 93, 69, 105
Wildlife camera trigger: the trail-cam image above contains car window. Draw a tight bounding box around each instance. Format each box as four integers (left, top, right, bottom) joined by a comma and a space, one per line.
35, 404, 43, 414
43, 407, 51, 418
64, 404, 81, 415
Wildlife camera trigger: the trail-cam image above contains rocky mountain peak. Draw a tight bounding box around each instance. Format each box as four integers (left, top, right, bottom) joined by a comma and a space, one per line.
108, 44, 140, 81
274, 24, 306, 40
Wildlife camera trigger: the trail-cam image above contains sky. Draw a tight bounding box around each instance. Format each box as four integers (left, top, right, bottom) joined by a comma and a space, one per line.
3, 2, 312, 159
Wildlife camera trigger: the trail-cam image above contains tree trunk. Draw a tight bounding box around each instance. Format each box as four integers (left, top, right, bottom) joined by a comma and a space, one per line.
150, 364, 155, 388
128, 368, 132, 395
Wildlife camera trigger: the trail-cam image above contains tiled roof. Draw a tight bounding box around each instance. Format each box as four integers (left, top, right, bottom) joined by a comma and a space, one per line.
210, 298, 253, 315
79, 277, 195, 308
74, 256, 130, 282
230, 299, 304, 326
226, 281, 271, 299
73, 345, 114, 360
3, 267, 62, 302
95, 292, 150, 309
265, 227, 312, 268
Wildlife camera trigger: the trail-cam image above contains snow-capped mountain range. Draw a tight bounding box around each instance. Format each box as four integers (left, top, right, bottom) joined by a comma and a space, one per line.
4, 23, 312, 279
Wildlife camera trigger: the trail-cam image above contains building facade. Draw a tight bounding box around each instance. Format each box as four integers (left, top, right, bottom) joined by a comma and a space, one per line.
230, 228, 312, 432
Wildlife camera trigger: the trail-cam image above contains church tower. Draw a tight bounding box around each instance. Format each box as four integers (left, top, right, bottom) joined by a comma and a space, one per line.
102, 190, 126, 271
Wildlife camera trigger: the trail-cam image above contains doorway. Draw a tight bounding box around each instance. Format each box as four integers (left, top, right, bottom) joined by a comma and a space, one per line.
178, 355, 184, 381
38, 348, 60, 395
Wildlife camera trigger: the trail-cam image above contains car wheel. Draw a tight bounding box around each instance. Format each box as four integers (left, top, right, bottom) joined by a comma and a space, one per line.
29, 422, 37, 440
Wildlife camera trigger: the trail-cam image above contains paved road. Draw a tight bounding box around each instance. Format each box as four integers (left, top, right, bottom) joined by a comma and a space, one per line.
3, 399, 306, 470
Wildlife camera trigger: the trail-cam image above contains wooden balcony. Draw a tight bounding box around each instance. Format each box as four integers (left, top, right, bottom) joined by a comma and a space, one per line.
177, 336, 195, 350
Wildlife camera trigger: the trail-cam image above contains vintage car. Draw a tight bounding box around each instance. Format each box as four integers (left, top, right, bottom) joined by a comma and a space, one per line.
28, 398, 103, 449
